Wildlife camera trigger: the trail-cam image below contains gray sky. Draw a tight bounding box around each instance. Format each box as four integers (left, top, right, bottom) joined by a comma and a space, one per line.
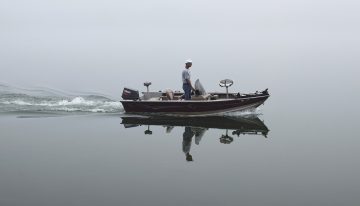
1, 0, 359, 97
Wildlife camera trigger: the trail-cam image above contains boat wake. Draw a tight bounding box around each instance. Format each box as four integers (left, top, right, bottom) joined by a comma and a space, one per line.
0, 83, 123, 113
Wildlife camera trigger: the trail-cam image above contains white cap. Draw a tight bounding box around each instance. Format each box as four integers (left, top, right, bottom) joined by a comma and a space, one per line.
185, 59, 192, 63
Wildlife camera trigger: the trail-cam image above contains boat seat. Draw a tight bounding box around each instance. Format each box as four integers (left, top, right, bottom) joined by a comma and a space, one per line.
191, 94, 211, 100
165, 89, 174, 100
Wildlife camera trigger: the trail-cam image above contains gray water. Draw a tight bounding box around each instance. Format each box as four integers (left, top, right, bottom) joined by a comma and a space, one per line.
0, 80, 359, 206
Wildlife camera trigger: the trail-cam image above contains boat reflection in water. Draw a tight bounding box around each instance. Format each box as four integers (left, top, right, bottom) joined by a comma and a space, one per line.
121, 115, 269, 161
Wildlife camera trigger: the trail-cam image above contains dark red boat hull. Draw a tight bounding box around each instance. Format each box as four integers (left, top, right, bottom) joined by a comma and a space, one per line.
121, 94, 269, 115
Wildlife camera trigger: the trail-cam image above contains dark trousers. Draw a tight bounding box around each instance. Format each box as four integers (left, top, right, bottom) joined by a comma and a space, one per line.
182, 84, 191, 100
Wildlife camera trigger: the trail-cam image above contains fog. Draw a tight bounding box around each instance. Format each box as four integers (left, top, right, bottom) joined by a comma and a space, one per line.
1, 2, 360, 205
1, 0, 359, 97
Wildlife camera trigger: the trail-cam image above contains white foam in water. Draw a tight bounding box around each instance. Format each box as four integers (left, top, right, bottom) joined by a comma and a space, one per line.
89, 108, 106, 113
1, 100, 33, 106
0, 84, 124, 113
57, 97, 95, 106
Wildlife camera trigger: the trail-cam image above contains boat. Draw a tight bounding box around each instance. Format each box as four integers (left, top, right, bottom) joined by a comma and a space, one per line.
120, 79, 270, 116
121, 115, 270, 138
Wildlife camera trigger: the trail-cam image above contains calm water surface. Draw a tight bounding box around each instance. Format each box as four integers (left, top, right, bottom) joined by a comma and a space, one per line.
0, 92, 359, 206
0, 71, 359, 206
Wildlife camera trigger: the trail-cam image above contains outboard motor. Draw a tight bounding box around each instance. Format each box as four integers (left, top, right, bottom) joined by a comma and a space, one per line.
122, 87, 139, 100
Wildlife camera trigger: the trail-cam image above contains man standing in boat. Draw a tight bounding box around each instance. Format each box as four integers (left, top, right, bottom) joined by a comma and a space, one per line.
182, 59, 195, 100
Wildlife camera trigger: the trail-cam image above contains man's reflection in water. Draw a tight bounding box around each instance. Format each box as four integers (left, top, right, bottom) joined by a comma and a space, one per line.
182, 127, 194, 161
182, 126, 208, 162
